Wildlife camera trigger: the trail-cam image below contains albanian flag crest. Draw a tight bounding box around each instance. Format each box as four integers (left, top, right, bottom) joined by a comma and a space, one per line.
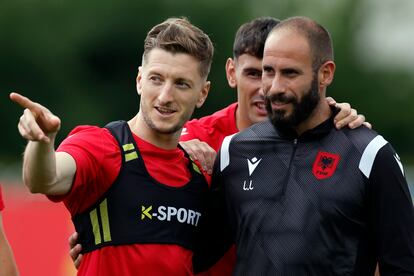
312, 151, 340, 180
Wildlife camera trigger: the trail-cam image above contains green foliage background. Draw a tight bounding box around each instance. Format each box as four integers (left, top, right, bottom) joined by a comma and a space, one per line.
1, 0, 413, 165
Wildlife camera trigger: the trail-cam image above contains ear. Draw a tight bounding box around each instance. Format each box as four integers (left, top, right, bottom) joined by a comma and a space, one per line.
225, 58, 237, 88
318, 61, 335, 88
196, 81, 210, 108
136, 66, 143, 95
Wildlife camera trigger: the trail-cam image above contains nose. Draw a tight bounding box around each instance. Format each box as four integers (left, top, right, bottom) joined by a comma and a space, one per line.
263, 73, 286, 96
157, 82, 174, 104
258, 85, 265, 97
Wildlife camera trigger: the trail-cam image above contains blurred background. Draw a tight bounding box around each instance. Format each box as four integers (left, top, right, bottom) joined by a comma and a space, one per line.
1, 0, 413, 275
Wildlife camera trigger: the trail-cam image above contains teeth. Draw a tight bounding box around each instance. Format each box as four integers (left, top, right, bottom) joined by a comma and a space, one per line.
156, 107, 174, 114
255, 102, 265, 110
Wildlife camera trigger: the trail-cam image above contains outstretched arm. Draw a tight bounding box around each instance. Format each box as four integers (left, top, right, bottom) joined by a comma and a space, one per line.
10, 92, 76, 195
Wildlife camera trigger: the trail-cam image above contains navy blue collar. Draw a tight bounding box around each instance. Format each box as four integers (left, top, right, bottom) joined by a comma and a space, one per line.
274, 106, 339, 141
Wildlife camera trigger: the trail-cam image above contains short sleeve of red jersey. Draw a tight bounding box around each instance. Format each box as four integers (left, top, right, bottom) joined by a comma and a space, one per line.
51, 125, 121, 215
0, 185, 4, 211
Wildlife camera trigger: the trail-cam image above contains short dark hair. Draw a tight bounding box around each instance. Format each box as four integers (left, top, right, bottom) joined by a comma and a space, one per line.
233, 17, 280, 59
143, 17, 214, 78
270, 16, 334, 71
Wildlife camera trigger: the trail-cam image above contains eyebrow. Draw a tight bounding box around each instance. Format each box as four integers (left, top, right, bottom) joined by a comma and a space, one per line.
281, 67, 302, 74
262, 64, 274, 71
176, 77, 194, 86
243, 67, 262, 73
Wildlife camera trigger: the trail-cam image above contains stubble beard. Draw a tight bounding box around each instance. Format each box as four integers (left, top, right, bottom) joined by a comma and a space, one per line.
141, 103, 194, 135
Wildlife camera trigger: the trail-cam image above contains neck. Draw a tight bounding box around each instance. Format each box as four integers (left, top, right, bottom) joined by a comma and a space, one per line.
235, 105, 249, 131
294, 98, 331, 136
128, 114, 180, 150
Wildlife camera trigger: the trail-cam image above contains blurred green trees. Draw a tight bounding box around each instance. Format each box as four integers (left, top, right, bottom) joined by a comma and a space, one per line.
1, 0, 413, 163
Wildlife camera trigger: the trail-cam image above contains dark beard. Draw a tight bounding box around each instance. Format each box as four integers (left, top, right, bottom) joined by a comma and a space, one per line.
265, 75, 320, 129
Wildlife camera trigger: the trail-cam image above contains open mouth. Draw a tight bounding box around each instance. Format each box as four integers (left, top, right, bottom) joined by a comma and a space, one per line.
270, 100, 291, 111
155, 106, 176, 116
253, 101, 267, 116
269, 95, 295, 110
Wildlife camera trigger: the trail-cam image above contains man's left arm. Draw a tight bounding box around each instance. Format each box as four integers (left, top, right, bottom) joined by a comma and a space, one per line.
368, 143, 414, 275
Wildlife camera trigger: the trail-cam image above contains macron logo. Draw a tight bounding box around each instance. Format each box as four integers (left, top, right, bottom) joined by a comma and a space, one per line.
247, 157, 262, 176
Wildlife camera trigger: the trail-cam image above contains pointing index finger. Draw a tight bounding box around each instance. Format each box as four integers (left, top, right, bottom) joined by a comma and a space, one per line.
10, 92, 42, 115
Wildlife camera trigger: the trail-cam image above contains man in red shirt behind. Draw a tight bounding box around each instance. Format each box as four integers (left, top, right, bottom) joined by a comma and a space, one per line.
11, 17, 215, 276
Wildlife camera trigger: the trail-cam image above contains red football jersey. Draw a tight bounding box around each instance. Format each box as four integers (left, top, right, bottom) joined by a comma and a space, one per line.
55, 125, 207, 276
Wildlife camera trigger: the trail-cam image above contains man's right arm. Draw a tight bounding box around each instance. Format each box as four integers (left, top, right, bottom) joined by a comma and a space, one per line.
10, 92, 76, 196
23, 141, 75, 195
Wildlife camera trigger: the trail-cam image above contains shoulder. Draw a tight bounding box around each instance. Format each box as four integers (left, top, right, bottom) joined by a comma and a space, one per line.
65, 125, 113, 140
218, 120, 279, 173
340, 126, 381, 153
232, 120, 279, 143
59, 125, 116, 149
340, 127, 404, 180
219, 120, 280, 155
57, 124, 120, 167
359, 135, 404, 179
